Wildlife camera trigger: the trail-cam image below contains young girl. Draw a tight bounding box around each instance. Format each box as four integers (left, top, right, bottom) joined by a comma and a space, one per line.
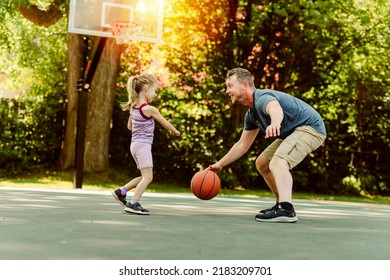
112, 73, 180, 215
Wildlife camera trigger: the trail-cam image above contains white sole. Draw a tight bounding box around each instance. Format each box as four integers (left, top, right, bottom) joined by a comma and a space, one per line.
124, 208, 150, 215
255, 216, 298, 223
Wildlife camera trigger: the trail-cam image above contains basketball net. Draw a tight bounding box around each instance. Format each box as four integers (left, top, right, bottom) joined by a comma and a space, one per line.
111, 21, 140, 44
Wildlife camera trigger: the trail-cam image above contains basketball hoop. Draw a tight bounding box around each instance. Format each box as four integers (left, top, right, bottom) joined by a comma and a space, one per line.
111, 21, 141, 44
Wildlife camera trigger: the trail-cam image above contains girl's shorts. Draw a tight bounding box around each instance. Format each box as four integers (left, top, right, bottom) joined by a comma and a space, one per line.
130, 142, 153, 169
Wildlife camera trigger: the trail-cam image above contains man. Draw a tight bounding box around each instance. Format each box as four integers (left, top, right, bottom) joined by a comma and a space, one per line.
209, 68, 326, 223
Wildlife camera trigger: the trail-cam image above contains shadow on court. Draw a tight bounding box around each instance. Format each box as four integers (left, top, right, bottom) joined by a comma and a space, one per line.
1, 187, 389, 260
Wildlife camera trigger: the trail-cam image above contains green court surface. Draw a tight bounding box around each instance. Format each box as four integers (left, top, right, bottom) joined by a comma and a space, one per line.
1, 187, 389, 260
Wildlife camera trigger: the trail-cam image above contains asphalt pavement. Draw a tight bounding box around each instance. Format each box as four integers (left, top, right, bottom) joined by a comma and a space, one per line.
1, 187, 389, 260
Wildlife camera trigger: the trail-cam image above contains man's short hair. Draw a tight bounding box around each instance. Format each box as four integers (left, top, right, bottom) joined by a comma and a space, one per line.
226, 68, 255, 87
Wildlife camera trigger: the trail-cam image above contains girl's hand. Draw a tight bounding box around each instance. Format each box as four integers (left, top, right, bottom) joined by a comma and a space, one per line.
171, 129, 180, 136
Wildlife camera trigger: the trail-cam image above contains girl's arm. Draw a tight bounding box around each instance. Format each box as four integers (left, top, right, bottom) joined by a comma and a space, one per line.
127, 116, 132, 131
143, 105, 180, 136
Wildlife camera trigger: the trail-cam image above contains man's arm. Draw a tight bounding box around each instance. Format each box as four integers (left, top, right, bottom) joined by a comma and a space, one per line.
209, 129, 259, 172
264, 100, 283, 138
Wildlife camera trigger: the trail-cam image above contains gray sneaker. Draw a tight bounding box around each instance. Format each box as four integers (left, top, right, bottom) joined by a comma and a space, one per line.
111, 189, 127, 207
259, 202, 279, 214
124, 202, 150, 215
255, 204, 298, 223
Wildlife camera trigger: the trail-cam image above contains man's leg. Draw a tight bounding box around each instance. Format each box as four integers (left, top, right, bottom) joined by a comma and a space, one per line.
269, 156, 292, 203
255, 157, 297, 223
256, 126, 325, 223
255, 155, 279, 201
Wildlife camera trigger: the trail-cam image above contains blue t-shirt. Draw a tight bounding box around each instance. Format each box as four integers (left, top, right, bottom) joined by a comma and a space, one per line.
244, 89, 326, 138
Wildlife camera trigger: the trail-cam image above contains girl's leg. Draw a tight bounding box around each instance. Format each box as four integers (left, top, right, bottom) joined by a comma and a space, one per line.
131, 167, 153, 202
121, 176, 142, 192
124, 168, 153, 215
123, 141, 152, 196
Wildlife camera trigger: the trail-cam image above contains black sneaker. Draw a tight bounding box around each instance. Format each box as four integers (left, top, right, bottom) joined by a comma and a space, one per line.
259, 202, 279, 214
111, 189, 127, 207
255, 204, 298, 223
124, 202, 150, 215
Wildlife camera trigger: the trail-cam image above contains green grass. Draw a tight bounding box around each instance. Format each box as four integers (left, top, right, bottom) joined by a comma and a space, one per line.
1, 168, 389, 205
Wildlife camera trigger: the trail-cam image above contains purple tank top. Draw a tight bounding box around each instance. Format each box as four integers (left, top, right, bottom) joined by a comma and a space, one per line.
130, 103, 155, 144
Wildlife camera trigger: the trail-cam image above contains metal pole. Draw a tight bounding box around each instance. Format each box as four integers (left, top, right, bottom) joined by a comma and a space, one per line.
73, 37, 107, 189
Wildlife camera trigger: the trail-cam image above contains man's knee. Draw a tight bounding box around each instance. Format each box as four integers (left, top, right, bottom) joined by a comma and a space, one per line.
269, 156, 290, 172
256, 155, 270, 175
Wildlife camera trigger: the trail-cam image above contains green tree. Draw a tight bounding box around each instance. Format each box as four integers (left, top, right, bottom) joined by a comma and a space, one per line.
315, 0, 390, 195
1, 0, 389, 196
1, 0, 124, 174
0, 0, 67, 173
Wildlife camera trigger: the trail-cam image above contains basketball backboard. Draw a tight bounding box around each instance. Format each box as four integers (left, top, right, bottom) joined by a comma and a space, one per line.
68, 0, 164, 43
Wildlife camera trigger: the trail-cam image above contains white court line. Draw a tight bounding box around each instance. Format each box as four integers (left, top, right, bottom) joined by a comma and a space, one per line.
1, 186, 388, 209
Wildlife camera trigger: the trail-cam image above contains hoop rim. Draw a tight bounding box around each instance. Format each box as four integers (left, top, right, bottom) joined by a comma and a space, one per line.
111, 21, 139, 44
111, 20, 136, 27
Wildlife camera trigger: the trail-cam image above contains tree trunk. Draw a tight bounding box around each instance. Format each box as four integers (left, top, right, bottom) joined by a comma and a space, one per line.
58, 33, 84, 169
84, 38, 123, 172
17, 0, 64, 27
59, 36, 123, 172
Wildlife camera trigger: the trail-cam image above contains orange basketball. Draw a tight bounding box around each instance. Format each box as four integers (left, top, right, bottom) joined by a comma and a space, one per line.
190, 169, 221, 200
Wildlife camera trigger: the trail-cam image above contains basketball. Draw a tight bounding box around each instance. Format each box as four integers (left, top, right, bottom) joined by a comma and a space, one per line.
190, 169, 221, 200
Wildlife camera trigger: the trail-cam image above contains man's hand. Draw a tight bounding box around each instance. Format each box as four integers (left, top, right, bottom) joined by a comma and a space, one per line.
264, 123, 281, 138
208, 163, 223, 173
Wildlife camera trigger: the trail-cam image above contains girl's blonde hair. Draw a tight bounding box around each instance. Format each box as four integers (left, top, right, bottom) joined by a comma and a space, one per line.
121, 73, 158, 111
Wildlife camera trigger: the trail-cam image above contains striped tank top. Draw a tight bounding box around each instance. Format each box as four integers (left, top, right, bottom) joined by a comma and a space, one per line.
130, 103, 155, 144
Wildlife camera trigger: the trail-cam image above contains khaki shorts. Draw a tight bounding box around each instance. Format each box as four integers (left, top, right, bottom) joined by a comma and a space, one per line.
260, 126, 326, 169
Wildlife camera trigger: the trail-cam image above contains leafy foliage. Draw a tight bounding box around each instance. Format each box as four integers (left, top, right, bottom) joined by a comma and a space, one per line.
0, 6, 67, 175
1, 0, 389, 197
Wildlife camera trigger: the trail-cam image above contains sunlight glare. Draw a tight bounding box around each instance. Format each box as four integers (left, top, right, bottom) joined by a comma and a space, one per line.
136, 0, 147, 14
